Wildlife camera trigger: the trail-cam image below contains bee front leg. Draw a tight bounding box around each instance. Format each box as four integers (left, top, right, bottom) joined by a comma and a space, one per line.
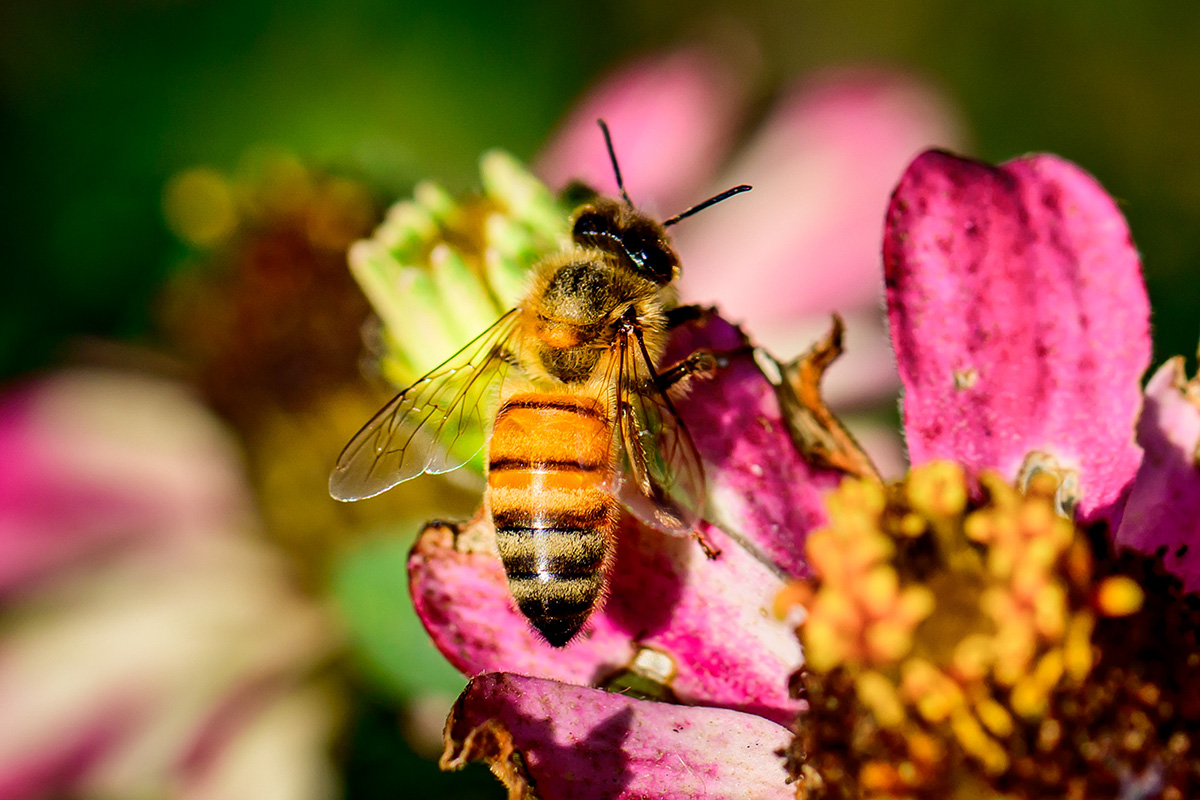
656, 350, 717, 392
655, 346, 754, 394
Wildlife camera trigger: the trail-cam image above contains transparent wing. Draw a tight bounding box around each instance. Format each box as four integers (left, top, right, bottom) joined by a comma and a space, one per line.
612, 320, 707, 535
330, 309, 521, 501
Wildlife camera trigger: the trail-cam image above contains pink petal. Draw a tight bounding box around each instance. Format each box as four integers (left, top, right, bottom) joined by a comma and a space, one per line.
677, 69, 964, 326
885, 150, 1151, 523
442, 673, 792, 800
0, 371, 253, 593
662, 311, 842, 578
535, 49, 746, 213
0, 718, 129, 800
1114, 359, 1200, 589
408, 521, 635, 686
410, 514, 801, 726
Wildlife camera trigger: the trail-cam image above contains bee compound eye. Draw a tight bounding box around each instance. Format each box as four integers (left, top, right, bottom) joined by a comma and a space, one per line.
572, 209, 618, 248
634, 243, 675, 284
622, 226, 677, 285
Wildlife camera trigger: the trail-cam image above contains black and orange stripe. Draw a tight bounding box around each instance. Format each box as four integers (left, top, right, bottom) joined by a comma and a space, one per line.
486, 391, 617, 646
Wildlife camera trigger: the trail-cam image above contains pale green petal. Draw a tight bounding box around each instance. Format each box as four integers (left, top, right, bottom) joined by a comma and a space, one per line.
344, 153, 577, 475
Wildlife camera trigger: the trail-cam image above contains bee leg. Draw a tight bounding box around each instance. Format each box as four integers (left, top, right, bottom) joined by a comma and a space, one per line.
656, 346, 755, 393
656, 350, 717, 391
692, 525, 722, 560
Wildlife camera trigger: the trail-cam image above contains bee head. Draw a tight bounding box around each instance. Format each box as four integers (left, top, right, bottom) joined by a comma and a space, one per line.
571, 201, 679, 286
573, 119, 751, 286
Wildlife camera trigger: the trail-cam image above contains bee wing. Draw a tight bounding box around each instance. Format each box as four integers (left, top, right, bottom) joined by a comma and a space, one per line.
330, 309, 522, 501
612, 321, 707, 535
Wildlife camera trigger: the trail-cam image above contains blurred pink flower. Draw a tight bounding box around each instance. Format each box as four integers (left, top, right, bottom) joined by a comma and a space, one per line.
0, 370, 340, 800
536, 49, 745, 216
432, 149, 1200, 798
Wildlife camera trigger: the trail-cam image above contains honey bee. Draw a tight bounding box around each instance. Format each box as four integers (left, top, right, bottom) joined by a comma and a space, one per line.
330, 122, 750, 646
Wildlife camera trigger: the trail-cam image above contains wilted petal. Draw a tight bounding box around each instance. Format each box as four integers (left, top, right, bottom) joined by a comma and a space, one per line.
0, 371, 252, 592
535, 49, 745, 212
1114, 358, 1200, 589
885, 150, 1150, 523
753, 308, 903, 408
678, 70, 964, 331
410, 514, 801, 725
442, 673, 792, 800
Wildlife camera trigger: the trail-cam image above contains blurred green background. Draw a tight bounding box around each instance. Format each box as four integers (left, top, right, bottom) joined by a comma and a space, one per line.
2, 2, 1198, 797
3, 1, 1199, 380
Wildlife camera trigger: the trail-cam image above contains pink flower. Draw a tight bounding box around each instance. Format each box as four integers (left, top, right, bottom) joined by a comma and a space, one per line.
424, 146, 1200, 797
789, 149, 1200, 798
443, 673, 794, 800
0, 370, 340, 800
332, 45, 1198, 799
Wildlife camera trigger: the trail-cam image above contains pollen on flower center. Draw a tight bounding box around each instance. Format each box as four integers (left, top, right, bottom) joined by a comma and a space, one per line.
784, 461, 1200, 800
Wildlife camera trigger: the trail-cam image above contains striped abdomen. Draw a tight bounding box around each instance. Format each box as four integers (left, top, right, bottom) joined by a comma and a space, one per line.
486, 392, 618, 646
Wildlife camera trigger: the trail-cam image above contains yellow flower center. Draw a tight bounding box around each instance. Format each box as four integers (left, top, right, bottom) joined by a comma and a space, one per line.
784, 461, 1199, 800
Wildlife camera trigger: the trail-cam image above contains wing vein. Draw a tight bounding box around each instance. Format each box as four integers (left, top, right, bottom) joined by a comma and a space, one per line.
329, 309, 521, 500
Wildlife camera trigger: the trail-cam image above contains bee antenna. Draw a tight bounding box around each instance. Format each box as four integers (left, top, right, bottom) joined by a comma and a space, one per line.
597, 119, 634, 208
662, 184, 752, 227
